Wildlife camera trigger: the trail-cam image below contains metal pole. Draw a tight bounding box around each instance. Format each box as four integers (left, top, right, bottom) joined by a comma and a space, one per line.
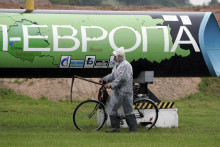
26, 0, 34, 12
70, 76, 75, 104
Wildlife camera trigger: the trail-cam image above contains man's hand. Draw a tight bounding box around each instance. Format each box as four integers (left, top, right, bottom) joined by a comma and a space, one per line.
105, 83, 111, 89
99, 78, 103, 84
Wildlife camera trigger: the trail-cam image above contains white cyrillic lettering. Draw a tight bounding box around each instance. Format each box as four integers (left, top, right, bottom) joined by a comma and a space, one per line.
109, 26, 141, 52
171, 26, 200, 52
81, 26, 107, 52
53, 25, 80, 52
23, 25, 50, 51
142, 26, 169, 52
0, 25, 8, 51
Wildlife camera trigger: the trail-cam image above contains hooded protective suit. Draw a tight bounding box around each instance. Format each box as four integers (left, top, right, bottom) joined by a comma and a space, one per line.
103, 59, 134, 116
102, 47, 137, 132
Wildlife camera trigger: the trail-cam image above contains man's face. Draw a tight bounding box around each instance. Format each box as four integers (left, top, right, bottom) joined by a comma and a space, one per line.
113, 56, 117, 62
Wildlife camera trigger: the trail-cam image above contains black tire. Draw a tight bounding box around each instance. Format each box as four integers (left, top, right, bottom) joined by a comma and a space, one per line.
133, 98, 159, 130
73, 100, 107, 131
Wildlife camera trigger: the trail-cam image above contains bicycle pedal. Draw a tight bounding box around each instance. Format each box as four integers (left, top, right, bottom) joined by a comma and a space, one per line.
140, 122, 152, 126
120, 115, 125, 119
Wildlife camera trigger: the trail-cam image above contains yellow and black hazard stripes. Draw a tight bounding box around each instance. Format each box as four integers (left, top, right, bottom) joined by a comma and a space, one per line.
156, 102, 175, 109
134, 101, 175, 109
134, 102, 155, 109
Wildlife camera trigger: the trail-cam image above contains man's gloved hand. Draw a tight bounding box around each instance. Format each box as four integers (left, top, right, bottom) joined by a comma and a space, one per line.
99, 78, 103, 84
105, 83, 111, 89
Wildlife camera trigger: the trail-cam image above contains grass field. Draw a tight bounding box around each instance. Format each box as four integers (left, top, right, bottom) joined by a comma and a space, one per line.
0, 78, 220, 147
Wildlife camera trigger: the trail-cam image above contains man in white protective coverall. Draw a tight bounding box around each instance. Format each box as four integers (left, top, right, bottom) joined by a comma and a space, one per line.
99, 47, 138, 133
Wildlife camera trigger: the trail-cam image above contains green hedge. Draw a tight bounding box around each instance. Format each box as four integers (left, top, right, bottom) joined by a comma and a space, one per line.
49, 0, 190, 6
50, 0, 81, 5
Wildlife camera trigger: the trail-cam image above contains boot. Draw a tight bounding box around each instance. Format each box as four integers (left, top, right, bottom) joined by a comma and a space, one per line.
105, 115, 120, 133
105, 128, 120, 133
125, 114, 138, 132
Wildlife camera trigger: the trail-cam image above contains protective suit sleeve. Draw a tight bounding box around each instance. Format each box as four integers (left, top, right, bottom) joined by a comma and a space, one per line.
111, 63, 131, 90
102, 67, 115, 83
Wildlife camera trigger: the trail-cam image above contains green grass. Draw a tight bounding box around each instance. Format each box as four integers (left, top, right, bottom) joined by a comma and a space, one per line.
13, 79, 27, 85
28, 81, 34, 86
0, 77, 220, 146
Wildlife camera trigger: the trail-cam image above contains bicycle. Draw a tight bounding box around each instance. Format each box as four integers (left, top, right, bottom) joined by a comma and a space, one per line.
72, 77, 159, 131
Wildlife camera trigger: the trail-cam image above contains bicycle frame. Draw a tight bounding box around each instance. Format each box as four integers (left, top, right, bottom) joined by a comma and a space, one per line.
88, 100, 107, 119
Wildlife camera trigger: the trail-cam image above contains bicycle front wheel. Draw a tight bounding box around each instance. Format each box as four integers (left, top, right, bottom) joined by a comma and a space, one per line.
133, 98, 159, 130
73, 100, 107, 131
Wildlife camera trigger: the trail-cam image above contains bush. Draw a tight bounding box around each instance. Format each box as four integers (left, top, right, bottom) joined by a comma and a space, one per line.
50, 0, 81, 5
41, 94, 48, 100
0, 88, 15, 98
81, 0, 102, 6
199, 77, 220, 96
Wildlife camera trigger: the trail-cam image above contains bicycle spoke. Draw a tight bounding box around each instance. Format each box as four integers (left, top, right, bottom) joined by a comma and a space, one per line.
133, 99, 158, 130
73, 100, 106, 131
88, 103, 99, 118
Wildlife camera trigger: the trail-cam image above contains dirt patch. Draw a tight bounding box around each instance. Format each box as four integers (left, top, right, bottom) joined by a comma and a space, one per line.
0, 3, 218, 101
0, 78, 100, 101
0, 77, 201, 101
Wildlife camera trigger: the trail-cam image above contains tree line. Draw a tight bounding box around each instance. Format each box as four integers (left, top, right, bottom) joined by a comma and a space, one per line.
49, 0, 188, 6
50, 0, 218, 6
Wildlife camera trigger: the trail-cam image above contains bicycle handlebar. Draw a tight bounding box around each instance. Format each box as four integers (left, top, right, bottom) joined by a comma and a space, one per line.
74, 75, 103, 85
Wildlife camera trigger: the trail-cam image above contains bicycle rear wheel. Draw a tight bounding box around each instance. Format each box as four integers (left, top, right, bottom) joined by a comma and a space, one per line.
133, 98, 159, 130
73, 100, 107, 131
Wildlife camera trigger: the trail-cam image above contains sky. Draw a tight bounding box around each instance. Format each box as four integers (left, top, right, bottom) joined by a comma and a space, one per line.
189, 0, 220, 5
